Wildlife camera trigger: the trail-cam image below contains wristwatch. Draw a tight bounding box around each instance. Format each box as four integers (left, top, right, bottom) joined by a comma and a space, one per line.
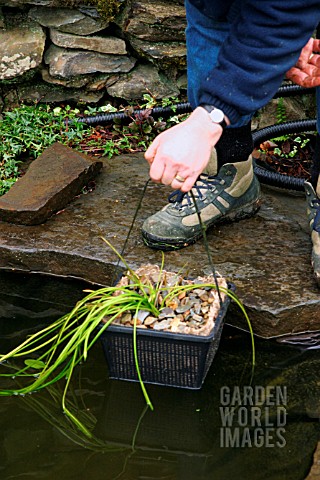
200, 104, 228, 129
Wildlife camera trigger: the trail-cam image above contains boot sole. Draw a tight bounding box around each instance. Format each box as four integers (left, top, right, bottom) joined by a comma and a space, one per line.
142, 198, 262, 251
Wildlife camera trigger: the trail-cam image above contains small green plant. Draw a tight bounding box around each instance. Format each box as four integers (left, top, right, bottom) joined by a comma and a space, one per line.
79, 95, 189, 158
141, 93, 157, 109
264, 135, 311, 159
140, 93, 179, 112
0, 238, 255, 436
83, 103, 118, 116
0, 104, 88, 196
276, 97, 287, 125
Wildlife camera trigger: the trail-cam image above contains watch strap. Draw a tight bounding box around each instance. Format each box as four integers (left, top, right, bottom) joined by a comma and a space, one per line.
200, 104, 228, 129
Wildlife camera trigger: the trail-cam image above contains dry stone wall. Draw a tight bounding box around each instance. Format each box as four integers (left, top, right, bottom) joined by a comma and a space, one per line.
0, 0, 315, 124
0, 0, 187, 107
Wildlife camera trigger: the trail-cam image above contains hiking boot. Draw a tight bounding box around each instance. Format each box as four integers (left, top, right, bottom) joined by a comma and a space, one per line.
142, 156, 261, 250
304, 180, 320, 287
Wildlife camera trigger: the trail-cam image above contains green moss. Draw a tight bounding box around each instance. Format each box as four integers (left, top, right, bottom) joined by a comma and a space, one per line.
83, 0, 123, 22
50, 0, 123, 21
52, 0, 83, 6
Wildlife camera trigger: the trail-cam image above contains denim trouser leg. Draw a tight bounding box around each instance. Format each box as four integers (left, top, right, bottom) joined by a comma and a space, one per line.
185, 0, 253, 128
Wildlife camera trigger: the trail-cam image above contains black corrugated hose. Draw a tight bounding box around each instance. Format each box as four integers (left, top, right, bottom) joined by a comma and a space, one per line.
75, 84, 315, 127
75, 84, 317, 192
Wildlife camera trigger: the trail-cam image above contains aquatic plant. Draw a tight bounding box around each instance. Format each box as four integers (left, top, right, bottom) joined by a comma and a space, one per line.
0, 238, 255, 436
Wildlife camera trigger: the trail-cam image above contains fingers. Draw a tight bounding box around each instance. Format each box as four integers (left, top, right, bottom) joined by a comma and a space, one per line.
286, 68, 307, 87
150, 157, 188, 186
150, 166, 200, 192
304, 75, 320, 87
296, 63, 320, 76
178, 173, 200, 192
171, 176, 188, 190
296, 38, 314, 69
149, 150, 200, 190
312, 39, 320, 52
149, 152, 182, 185
286, 65, 320, 88
309, 54, 320, 68
144, 136, 160, 165
292, 38, 320, 75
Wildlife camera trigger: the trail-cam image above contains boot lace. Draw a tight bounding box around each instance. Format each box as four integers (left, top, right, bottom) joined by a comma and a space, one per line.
168, 173, 224, 211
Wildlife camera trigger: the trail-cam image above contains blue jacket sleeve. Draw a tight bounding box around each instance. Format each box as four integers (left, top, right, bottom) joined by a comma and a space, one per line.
197, 0, 320, 124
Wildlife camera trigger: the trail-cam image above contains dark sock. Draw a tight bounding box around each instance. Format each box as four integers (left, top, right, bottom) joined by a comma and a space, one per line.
311, 133, 320, 191
215, 122, 253, 170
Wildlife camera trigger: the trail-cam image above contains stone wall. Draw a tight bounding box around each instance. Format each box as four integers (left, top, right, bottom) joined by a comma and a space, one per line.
0, 0, 316, 124
0, 0, 187, 108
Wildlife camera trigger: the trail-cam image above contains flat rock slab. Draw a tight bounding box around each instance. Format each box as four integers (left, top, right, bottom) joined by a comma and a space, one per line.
0, 153, 319, 338
0, 142, 103, 225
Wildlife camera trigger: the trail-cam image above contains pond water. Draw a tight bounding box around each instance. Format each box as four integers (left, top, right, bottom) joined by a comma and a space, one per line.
0, 271, 319, 480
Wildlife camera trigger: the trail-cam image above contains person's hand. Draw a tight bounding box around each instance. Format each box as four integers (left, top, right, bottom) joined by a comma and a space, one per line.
145, 107, 226, 192
286, 38, 320, 87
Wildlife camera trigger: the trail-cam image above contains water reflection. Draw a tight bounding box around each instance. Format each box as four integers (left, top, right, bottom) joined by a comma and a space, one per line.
0, 272, 319, 480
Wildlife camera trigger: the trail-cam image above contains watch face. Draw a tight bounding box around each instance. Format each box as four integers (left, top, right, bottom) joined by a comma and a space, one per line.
209, 108, 225, 124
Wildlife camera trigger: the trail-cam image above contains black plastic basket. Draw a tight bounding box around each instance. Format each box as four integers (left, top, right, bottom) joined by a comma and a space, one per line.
100, 283, 234, 390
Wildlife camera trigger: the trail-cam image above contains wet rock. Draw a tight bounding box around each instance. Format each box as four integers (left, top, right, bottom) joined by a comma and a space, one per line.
276, 331, 320, 349
44, 45, 135, 79
50, 29, 127, 55
118, 0, 186, 42
86, 73, 120, 91
41, 68, 92, 89
4, 78, 104, 104
106, 63, 179, 100
0, 16, 45, 80
129, 36, 186, 73
41, 68, 119, 93
29, 7, 108, 35
78, 6, 100, 19
0, 142, 103, 225
0, 153, 319, 337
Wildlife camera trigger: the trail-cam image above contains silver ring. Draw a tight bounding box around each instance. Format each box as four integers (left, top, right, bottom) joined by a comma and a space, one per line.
175, 174, 186, 182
